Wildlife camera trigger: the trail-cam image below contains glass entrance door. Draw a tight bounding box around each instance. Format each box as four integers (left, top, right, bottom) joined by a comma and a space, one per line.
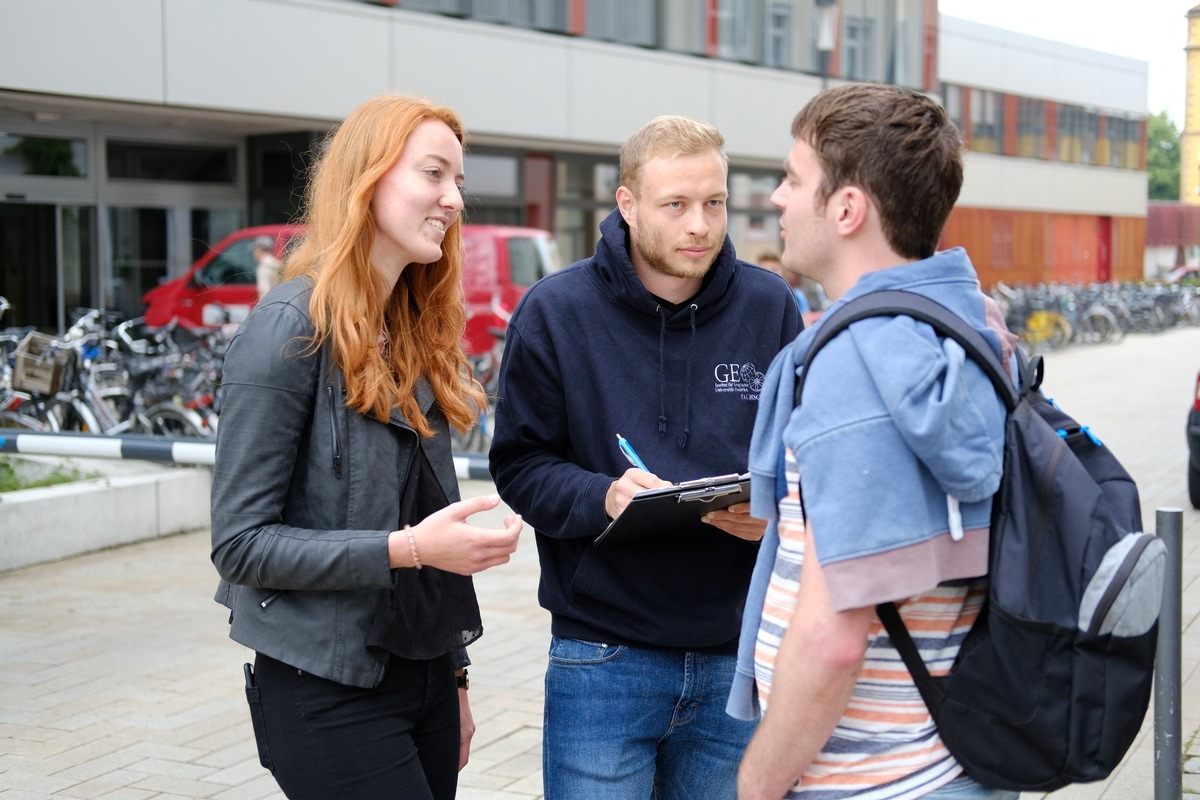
108, 207, 169, 321
0, 203, 97, 330
1, 203, 57, 329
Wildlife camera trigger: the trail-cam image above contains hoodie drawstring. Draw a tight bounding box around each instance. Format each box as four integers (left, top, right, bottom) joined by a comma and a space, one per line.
676, 304, 698, 449
656, 308, 668, 436
654, 303, 699, 450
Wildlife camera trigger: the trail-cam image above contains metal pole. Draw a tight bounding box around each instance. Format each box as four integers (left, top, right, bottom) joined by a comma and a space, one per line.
1155, 507, 1183, 800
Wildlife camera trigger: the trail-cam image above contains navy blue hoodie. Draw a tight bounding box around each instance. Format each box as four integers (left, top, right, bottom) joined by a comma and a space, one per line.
489, 209, 802, 651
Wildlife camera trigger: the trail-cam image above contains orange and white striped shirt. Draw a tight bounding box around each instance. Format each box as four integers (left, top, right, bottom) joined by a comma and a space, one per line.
754, 451, 985, 799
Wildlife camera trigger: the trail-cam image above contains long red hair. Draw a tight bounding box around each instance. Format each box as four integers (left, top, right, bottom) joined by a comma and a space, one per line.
284, 95, 485, 437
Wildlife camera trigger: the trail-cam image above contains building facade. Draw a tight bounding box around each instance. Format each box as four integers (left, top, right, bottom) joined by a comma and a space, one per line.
938, 16, 1148, 287
0, 0, 1145, 331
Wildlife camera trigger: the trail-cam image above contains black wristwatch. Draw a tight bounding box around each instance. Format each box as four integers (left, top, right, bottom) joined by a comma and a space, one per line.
456, 669, 469, 690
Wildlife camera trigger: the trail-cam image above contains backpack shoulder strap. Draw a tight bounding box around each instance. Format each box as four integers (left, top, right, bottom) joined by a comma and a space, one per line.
793, 290, 1023, 706
794, 290, 1021, 411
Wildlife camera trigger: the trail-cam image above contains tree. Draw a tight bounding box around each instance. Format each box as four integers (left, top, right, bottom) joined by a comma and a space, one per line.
1147, 110, 1180, 201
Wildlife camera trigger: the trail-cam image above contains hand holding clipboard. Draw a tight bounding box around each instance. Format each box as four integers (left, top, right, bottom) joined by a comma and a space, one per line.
597, 435, 751, 546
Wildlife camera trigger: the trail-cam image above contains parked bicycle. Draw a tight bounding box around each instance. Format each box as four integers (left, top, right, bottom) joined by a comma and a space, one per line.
0, 306, 219, 437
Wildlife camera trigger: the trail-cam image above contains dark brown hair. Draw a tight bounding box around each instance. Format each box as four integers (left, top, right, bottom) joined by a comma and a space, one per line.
791, 83, 963, 259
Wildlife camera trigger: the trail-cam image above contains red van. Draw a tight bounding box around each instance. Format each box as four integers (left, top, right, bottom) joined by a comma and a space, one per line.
141, 223, 559, 355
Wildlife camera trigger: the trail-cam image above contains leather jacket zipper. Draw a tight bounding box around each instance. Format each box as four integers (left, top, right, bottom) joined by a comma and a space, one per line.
327, 385, 342, 476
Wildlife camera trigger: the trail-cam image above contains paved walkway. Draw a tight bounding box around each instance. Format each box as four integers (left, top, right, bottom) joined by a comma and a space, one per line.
1, 326, 1199, 799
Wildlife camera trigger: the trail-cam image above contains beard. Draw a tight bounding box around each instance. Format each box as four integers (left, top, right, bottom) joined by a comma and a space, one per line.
633, 225, 724, 280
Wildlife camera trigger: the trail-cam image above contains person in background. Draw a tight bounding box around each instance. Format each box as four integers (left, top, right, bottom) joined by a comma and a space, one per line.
252, 235, 283, 298
489, 114, 801, 799
210, 94, 523, 800
756, 249, 811, 314
732, 83, 1016, 800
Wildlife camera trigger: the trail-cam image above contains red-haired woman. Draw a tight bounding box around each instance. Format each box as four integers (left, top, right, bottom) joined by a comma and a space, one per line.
210, 95, 522, 800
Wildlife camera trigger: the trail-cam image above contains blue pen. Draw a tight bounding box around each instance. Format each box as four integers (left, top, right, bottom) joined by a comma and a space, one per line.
616, 434, 650, 472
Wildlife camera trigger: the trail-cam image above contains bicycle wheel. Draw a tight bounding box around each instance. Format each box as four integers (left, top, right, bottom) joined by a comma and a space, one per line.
1080, 306, 1120, 345
144, 404, 209, 438
1024, 310, 1072, 352
44, 395, 103, 433
0, 392, 58, 431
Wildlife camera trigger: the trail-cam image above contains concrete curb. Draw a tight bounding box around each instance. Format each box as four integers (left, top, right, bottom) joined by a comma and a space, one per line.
0, 466, 212, 572
0, 446, 490, 572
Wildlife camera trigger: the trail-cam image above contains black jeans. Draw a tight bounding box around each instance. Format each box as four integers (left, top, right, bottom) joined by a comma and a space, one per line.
250, 651, 460, 800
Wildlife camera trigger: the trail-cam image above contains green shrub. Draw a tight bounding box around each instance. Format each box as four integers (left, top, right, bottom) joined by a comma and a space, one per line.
0, 455, 99, 493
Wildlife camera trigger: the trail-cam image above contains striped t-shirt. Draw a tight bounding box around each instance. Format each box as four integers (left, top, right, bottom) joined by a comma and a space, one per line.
753, 450, 985, 799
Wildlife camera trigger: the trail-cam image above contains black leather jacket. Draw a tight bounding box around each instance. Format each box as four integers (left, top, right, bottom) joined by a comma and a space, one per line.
210, 278, 463, 688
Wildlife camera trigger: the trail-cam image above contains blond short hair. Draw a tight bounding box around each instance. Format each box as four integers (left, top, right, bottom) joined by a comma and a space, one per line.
618, 115, 728, 196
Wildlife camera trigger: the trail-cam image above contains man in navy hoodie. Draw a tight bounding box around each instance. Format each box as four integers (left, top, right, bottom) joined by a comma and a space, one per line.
489, 115, 802, 799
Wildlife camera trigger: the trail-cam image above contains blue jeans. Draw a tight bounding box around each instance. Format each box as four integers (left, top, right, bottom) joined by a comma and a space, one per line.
923, 776, 1020, 799
542, 636, 757, 800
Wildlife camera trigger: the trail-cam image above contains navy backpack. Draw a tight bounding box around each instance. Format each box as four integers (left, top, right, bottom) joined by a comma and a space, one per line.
795, 290, 1166, 792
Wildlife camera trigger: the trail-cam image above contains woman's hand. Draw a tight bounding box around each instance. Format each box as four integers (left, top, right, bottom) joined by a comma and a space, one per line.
388, 494, 522, 575
458, 676, 475, 770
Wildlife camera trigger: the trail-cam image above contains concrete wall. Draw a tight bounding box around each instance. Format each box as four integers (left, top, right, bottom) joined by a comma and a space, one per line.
0, 467, 212, 572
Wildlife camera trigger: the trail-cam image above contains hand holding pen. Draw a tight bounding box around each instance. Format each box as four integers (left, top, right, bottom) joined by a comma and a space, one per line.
606, 434, 670, 519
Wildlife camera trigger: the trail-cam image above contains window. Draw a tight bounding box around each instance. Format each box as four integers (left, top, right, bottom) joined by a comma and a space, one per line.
506, 237, 543, 286
0, 133, 87, 177
969, 90, 1004, 155
727, 169, 782, 262
942, 84, 965, 142
763, 2, 792, 68
716, 0, 754, 61
1105, 114, 1140, 169
464, 153, 520, 198
555, 155, 620, 264
402, 0, 468, 14
1081, 110, 1100, 165
470, 0, 567, 30
1017, 98, 1045, 159
107, 141, 235, 183
556, 157, 618, 202
843, 16, 876, 81
586, 0, 656, 46
197, 236, 258, 288
1056, 104, 1080, 162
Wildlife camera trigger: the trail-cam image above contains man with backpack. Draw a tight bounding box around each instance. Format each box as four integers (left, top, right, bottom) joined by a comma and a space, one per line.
729, 84, 1019, 799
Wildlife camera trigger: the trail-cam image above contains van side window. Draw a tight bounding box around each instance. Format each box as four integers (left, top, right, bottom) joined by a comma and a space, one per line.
507, 237, 543, 287
197, 240, 256, 286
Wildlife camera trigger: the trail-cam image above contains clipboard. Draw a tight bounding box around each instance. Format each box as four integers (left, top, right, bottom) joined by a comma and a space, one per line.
593, 472, 751, 546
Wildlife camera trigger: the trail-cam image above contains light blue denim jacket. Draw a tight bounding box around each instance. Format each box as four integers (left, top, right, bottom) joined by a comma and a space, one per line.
728, 249, 1009, 719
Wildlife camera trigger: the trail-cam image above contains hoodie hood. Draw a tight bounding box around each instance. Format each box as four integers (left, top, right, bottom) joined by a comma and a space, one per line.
587, 207, 746, 447
588, 208, 741, 327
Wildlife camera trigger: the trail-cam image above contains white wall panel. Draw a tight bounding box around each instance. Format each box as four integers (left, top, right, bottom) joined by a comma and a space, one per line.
959, 153, 1147, 216
0, 0, 164, 103
710, 63, 820, 165
389, 15, 572, 141
163, 0, 389, 119
940, 17, 1147, 115
566, 44, 713, 146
